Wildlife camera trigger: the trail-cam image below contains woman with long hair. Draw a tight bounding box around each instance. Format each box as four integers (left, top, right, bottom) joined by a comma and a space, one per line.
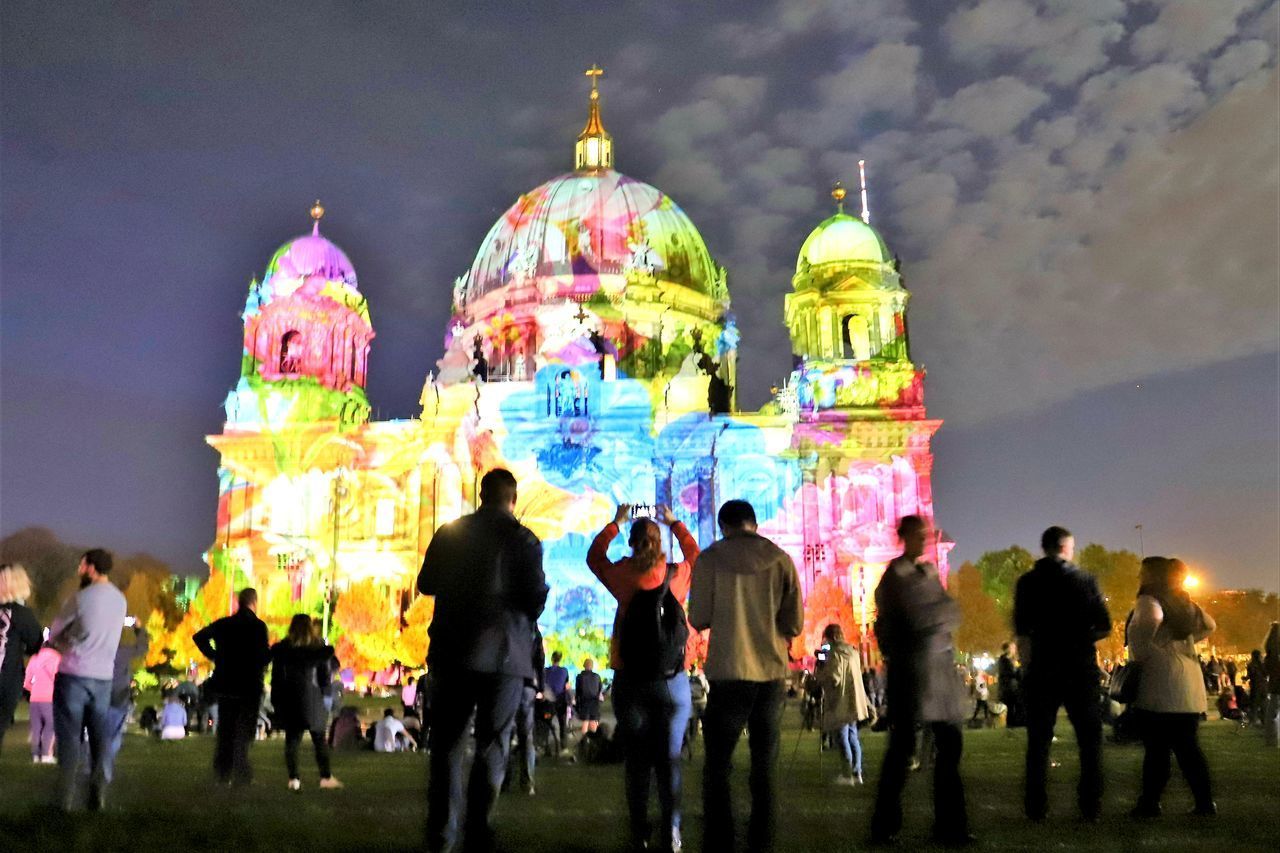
586, 504, 700, 853
0, 564, 43, 754
270, 614, 341, 790
1128, 557, 1216, 818
817, 622, 871, 784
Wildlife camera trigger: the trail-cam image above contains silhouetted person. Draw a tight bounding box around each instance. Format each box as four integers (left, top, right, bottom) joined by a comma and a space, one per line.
418, 468, 547, 853
271, 614, 341, 790
870, 516, 972, 847
690, 499, 804, 853
194, 587, 270, 787
1014, 526, 1110, 822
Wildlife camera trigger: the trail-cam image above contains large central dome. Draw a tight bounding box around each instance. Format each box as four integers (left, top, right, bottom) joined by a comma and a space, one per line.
457, 169, 722, 305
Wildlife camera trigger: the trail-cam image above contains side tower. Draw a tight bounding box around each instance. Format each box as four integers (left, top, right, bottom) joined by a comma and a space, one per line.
206, 205, 386, 631
776, 180, 950, 656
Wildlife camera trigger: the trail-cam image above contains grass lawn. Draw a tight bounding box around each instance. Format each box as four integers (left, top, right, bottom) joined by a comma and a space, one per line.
1, 701, 1276, 853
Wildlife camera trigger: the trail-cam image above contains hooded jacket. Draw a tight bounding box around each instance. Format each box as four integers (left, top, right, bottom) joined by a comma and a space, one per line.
817, 639, 871, 731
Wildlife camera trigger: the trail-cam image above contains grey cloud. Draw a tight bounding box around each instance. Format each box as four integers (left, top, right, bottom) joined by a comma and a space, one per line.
1132, 0, 1258, 63
1207, 39, 1275, 92
943, 0, 1125, 86
928, 76, 1050, 136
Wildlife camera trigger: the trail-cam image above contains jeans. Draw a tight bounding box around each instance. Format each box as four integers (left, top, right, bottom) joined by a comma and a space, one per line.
101, 703, 130, 783
831, 723, 863, 776
52, 673, 113, 807
612, 671, 693, 847
30, 701, 55, 758
872, 719, 967, 840
702, 679, 785, 853
213, 693, 260, 785
426, 669, 523, 853
1136, 711, 1213, 810
1024, 672, 1104, 819
284, 728, 332, 780
513, 685, 536, 787
1265, 693, 1280, 747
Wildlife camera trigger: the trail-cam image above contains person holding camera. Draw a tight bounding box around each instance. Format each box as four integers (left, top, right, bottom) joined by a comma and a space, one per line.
816, 622, 871, 785
587, 502, 699, 853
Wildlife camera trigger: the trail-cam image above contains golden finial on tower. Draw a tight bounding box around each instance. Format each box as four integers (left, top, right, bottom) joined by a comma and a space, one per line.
831, 182, 847, 213
576, 65, 613, 171
310, 200, 325, 234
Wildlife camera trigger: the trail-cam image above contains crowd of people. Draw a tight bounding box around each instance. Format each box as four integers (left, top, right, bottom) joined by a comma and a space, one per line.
2, 467, 1279, 852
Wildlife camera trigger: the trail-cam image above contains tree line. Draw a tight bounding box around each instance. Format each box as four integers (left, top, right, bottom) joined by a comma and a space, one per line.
951, 543, 1280, 660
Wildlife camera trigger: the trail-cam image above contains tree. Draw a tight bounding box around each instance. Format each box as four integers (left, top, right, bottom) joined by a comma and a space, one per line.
972, 546, 1033, 619
794, 575, 859, 659
952, 561, 1008, 655
396, 594, 435, 666
333, 580, 401, 673
544, 620, 610, 671
1206, 590, 1280, 654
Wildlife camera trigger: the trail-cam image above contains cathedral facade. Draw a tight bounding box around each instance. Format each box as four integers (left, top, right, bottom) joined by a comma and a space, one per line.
206, 73, 950, 657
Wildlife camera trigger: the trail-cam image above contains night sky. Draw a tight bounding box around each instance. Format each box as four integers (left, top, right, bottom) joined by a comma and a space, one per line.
2, 1, 1277, 591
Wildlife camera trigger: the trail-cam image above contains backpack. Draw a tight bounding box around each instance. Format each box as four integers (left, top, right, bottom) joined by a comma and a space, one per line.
619, 565, 689, 680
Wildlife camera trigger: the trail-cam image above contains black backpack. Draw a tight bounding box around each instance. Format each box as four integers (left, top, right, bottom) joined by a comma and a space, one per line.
619, 565, 689, 680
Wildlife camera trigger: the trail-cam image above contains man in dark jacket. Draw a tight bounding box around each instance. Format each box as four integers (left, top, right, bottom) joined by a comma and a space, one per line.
997, 642, 1023, 727
1013, 526, 1111, 822
418, 468, 547, 853
193, 587, 271, 787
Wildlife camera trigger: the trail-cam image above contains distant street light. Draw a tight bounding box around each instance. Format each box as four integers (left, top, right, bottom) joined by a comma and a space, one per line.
1183, 574, 1200, 591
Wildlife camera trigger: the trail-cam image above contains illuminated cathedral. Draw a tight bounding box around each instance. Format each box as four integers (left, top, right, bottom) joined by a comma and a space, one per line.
206, 69, 950, 656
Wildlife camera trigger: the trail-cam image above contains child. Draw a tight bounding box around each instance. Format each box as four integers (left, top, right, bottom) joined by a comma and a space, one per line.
159, 693, 188, 740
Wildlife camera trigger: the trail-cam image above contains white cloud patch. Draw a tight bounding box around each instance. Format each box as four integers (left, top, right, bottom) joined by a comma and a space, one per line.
928, 76, 1050, 136
1208, 38, 1274, 91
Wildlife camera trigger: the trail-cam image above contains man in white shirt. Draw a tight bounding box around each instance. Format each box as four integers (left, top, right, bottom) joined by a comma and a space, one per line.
374, 708, 416, 752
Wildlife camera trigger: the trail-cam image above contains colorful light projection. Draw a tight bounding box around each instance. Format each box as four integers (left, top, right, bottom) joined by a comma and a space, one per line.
204, 71, 950, 670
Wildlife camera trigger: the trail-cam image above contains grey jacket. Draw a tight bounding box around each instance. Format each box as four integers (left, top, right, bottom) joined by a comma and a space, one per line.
688, 530, 803, 682
874, 556, 966, 723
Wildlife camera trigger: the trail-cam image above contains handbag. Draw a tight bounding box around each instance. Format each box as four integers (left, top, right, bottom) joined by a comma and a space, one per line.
1108, 662, 1141, 705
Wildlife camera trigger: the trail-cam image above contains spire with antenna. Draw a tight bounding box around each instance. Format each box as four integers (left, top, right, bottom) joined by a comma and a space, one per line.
857, 160, 870, 224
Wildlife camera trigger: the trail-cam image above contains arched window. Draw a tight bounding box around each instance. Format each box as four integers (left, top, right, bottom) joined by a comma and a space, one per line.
280, 330, 301, 373
841, 315, 871, 361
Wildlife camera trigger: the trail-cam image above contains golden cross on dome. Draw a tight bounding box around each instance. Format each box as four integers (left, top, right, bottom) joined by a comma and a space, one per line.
586, 64, 604, 98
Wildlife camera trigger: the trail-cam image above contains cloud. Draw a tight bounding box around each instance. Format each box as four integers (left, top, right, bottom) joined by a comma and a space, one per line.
928, 76, 1050, 136
1131, 0, 1258, 63
1207, 38, 1274, 92
943, 0, 1126, 86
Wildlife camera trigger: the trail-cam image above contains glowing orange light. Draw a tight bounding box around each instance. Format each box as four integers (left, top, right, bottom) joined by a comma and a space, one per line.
1183, 574, 1200, 590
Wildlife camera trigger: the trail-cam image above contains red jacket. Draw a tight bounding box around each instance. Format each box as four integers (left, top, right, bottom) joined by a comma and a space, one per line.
587, 520, 699, 672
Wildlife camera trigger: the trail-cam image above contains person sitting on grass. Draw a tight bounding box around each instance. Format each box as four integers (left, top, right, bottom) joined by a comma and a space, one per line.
374, 708, 417, 753
329, 705, 363, 751
159, 692, 188, 740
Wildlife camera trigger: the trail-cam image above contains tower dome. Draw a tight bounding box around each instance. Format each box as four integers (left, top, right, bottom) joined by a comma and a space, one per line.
796, 212, 892, 272
438, 68, 733, 390
227, 202, 374, 429
457, 169, 723, 305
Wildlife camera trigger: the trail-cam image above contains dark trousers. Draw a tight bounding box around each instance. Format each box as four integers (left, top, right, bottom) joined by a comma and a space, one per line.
872, 719, 967, 839
426, 670, 523, 853
702, 679, 785, 853
513, 685, 536, 787
0, 685, 20, 754
1137, 711, 1213, 810
52, 673, 113, 807
285, 728, 332, 780
214, 693, 259, 785
552, 695, 569, 747
1024, 675, 1103, 818
613, 671, 693, 847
